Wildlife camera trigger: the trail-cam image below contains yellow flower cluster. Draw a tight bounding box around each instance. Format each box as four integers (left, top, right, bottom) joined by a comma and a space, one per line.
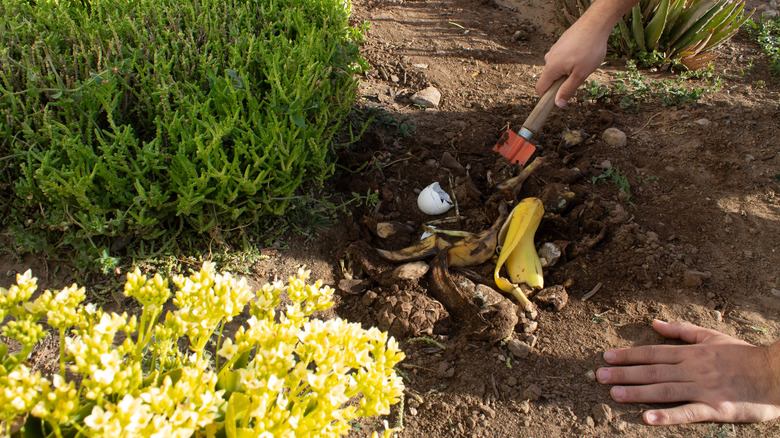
0, 264, 405, 438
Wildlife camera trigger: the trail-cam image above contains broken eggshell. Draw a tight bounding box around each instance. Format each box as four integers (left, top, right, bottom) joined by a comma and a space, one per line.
417, 182, 453, 215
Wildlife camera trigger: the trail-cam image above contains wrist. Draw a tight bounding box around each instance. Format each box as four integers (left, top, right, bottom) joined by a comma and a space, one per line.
768, 341, 780, 405
577, 0, 638, 39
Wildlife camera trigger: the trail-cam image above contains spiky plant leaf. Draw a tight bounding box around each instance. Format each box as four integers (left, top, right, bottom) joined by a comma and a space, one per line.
632, 5, 647, 52
645, 0, 671, 50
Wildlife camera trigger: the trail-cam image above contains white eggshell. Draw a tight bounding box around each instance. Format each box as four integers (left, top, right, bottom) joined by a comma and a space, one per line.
417, 182, 453, 215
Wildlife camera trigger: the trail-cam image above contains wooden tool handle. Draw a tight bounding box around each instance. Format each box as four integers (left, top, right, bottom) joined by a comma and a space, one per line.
522, 77, 566, 135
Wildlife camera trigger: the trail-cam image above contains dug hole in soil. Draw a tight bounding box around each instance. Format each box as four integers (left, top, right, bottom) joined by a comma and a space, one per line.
3, 0, 780, 437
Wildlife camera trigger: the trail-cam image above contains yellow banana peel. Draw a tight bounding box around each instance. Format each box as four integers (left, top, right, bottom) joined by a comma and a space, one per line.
494, 197, 544, 311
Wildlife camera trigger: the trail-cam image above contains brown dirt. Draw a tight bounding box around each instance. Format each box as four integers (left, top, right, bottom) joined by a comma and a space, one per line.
3, 0, 780, 437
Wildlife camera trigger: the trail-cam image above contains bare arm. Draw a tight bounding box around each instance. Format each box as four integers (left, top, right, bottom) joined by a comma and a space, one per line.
536, 0, 639, 107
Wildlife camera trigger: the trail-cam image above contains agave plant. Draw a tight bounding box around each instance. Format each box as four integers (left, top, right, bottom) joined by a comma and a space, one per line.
555, 0, 754, 70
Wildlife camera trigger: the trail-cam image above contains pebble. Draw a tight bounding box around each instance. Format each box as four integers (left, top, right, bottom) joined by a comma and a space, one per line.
518, 400, 531, 414
506, 375, 518, 387
507, 339, 532, 359
523, 384, 542, 401
408, 407, 418, 416
713, 310, 723, 323
584, 370, 596, 381
771, 288, 780, 298
683, 270, 708, 288
592, 403, 613, 425
523, 320, 538, 334
6, 269, 16, 277
411, 86, 442, 108
694, 118, 712, 127
479, 404, 496, 418
585, 416, 595, 428
602, 127, 627, 148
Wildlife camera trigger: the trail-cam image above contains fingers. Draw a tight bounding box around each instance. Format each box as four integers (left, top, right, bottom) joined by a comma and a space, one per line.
535, 68, 560, 100
608, 382, 700, 404
555, 74, 586, 107
643, 403, 720, 425
603, 344, 685, 366
596, 364, 685, 385
651, 319, 720, 344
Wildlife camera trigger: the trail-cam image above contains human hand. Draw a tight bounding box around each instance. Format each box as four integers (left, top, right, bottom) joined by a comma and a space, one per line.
536, 18, 610, 108
597, 320, 780, 425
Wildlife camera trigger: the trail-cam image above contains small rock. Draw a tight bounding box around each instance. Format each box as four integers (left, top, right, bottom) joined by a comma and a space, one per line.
412, 63, 428, 69
683, 269, 708, 288
338, 278, 371, 295
614, 420, 628, 431
534, 285, 569, 311
585, 416, 595, 428
392, 261, 429, 284
411, 86, 442, 108
6, 269, 16, 277
523, 384, 542, 401
441, 152, 465, 173
518, 400, 531, 414
361, 290, 378, 306
522, 320, 538, 334
512, 30, 526, 41
745, 154, 756, 162
506, 375, 518, 387
771, 288, 780, 298
479, 404, 496, 418
584, 370, 596, 381
390, 74, 400, 83
592, 403, 613, 425
408, 406, 418, 416
507, 339, 533, 359
598, 159, 613, 170
713, 310, 723, 323
602, 127, 627, 148
694, 118, 712, 127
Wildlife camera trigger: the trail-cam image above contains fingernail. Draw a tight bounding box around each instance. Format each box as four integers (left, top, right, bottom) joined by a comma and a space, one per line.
555, 98, 567, 108
612, 386, 626, 400
654, 319, 668, 325
645, 411, 658, 424
603, 351, 616, 362
596, 368, 610, 382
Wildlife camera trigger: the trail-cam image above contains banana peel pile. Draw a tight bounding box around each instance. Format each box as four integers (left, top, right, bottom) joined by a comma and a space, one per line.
364, 157, 573, 343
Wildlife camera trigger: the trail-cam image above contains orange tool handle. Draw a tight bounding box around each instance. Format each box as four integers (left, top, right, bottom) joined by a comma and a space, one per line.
519, 77, 566, 137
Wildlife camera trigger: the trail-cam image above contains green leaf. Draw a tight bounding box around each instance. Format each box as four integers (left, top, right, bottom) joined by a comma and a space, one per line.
217, 369, 242, 393
632, 5, 647, 53
50, 90, 62, 99
645, 0, 671, 50
290, 114, 306, 127
668, 0, 726, 49
0, 343, 7, 361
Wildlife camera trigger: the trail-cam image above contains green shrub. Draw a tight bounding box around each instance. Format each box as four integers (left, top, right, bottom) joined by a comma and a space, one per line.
0, 0, 367, 260
745, 17, 780, 76
0, 264, 405, 437
555, 0, 753, 69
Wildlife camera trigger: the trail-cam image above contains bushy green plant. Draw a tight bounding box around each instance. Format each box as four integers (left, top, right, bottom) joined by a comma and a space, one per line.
583, 61, 721, 108
555, 0, 753, 69
745, 17, 780, 76
0, 264, 405, 437
0, 0, 367, 262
